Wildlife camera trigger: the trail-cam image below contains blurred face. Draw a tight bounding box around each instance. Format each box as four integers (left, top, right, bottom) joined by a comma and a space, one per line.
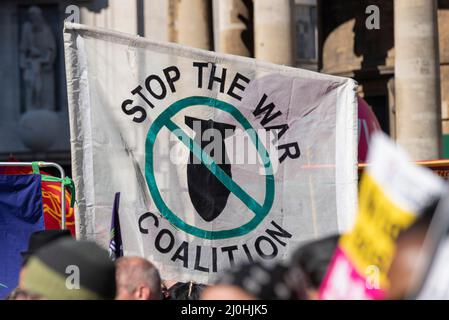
306, 288, 319, 300
115, 284, 151, 300
387, 234, 426, 300
115, 287, 136, 300
9, 288, 45, 300
201, 285, 256, 300
18, 266, 27, 289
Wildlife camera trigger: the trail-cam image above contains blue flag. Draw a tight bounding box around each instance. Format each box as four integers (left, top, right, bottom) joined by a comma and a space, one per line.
108, 192, 123, 260
0, 174, 44, 298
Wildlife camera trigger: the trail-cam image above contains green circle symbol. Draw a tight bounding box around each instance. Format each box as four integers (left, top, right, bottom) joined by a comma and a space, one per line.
145, 96, 275, 240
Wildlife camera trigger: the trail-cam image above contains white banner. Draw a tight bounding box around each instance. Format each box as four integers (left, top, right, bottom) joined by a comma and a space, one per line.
64, 23, 358, 284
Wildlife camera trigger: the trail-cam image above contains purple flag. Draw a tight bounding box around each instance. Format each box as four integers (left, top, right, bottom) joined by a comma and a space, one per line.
108, 192, 123, 260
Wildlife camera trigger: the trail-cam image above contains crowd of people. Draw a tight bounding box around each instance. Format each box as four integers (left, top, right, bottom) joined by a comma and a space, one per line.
3, 205, 435, 300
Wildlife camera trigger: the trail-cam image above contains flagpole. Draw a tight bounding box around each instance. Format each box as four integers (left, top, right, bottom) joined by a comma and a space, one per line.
50, 162, 66, 230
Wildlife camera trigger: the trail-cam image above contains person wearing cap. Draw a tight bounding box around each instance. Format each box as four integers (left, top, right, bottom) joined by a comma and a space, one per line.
18, 229, 72, 288
20, 238, 116, 299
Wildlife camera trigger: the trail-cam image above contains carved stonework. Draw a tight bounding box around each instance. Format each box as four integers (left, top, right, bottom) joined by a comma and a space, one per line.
19, 5, 56, 111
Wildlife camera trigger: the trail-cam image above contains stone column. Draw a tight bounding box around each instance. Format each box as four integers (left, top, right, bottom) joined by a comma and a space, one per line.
144, 0, 170, 42
213, 0, 253, 56
254, 0, 294, 65
80, 0, 137, 34
170, 0, 212, 50
394, 0, 442, 160
387, 78, 396, 139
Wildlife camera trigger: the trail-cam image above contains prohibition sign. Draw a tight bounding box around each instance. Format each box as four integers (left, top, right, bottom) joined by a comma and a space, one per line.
145, 96, 275, 240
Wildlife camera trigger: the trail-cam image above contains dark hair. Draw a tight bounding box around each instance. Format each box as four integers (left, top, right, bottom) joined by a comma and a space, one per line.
290, 234, 340, 290
217, 261, 308, 300
168, 282, 207, 300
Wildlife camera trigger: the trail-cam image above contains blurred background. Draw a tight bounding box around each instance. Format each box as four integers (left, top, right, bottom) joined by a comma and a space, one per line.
1, 0, 448, 175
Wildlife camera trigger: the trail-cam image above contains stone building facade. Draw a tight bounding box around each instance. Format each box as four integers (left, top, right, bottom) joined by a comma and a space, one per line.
320, 0, 449, 159
0, 0, 446, 167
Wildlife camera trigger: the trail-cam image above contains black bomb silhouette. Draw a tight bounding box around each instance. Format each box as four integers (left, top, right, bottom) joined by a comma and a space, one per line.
185, 116, 236, 222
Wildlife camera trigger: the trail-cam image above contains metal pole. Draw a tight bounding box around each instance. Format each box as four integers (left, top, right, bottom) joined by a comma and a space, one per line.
47, 162, 66, 230
394, 0, 442, 160
0, 161, 66, 229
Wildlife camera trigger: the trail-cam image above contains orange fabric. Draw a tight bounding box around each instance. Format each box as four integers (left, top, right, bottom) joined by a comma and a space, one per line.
0, 165, 76, 236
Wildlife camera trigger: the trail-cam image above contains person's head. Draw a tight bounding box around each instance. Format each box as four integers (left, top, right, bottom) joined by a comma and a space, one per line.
167, 281, 206, 300
28, 6, 44, 26
202, 261, 307, 300
201, 284, 256, 300
21, 229, 72, 266
21, 238, 116, 300
289, 234, 339, 299
387, 207, 435, 300
115, 256, 162, 300
19, 229, 72, 287
6, 288, 45, 300
161, 279, 177, 299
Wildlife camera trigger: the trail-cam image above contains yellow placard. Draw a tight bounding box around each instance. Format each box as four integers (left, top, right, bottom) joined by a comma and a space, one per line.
340, 173, 416, 288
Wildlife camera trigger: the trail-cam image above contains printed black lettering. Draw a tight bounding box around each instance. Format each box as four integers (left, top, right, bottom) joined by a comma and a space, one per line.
221, 245, 238, 267
121, 99, 147, 123
208, 64, 227, 93
194, 246, 209, 272
163, 66, 180, 93
155, 229, 175, 253
193, 62, 208, 88
138, 211, 159, 234
277, 142, 300, 163
253, 94, 282, 126
171, 241, 189, 268
265, 220, 292, 246
255, 235, 278, 259
227, 72, 250, 101
145, 75, 167, 99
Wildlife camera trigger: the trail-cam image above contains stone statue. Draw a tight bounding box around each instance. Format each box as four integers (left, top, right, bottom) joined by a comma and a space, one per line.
20, 6, 56, 111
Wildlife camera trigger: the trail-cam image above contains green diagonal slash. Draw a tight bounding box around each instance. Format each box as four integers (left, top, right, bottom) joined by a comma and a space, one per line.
0, 283, 7, 289
164, 119, 263, 215
145, 96, 275, 240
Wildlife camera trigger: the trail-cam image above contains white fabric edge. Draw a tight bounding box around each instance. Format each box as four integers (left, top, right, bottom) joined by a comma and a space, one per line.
63, 22, 351, 84
335, 80, 358, 233
63, 28, 96, 240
